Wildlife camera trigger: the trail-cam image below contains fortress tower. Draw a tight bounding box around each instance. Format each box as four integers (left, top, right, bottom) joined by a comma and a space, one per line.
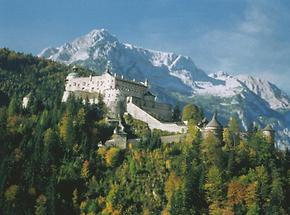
262, 124, 275, 144
202, 112, 223, 142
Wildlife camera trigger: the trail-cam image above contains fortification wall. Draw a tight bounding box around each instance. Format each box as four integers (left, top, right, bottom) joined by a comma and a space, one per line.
141, 106, 172, 122
66, 73, 115, 93
116, 78, 147, 98
65, 73, 149, 104
62, 91, 101, 107
160, 134, 186, 144
130, 97, 172, 121
126, 101, 187, 133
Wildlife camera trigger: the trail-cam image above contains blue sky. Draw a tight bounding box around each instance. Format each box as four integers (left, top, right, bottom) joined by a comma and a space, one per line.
1, 0, 290, 92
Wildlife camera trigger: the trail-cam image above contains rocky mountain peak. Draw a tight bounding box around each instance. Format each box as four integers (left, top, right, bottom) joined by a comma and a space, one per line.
39, 28, 290, 148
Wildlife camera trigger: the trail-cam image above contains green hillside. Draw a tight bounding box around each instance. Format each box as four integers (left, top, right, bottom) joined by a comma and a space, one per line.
0, 49, 289, 215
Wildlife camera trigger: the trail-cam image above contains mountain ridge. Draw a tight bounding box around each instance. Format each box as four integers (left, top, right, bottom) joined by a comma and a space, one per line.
39, 28, 290, 148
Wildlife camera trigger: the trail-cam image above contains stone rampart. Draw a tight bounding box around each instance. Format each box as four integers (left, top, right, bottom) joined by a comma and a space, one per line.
126, 101, 187, 133
160, 134, 186, 143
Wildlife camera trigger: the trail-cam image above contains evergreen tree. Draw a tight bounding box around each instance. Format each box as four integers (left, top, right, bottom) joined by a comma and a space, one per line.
170, 189, 188, 215
201, 133, 224, 169
59, 113, 74, 146
228, 116, 240, 147
204, 166, 224, 214
172, 103, 181, 122
0, 49, 289, 214
7, 95, 19, 116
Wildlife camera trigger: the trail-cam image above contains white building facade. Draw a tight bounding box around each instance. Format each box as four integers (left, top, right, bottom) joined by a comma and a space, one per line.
62, 69, 174, 122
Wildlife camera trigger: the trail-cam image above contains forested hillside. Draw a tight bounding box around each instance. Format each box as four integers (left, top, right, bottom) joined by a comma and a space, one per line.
0, 49, 289, 215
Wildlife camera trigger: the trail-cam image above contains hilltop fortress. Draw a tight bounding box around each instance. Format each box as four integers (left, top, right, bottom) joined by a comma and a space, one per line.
62, 67, 275, 147
62, 67, 187, 133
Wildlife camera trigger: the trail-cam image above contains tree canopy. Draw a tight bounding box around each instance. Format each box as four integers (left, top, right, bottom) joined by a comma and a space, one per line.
0, 49, 289, 215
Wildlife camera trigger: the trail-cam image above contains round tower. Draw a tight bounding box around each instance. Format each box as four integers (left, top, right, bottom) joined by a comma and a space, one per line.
262, 124, 275, 144
203, 112, 223, 142
72, 65, 78, 72
66, 72, 78, 81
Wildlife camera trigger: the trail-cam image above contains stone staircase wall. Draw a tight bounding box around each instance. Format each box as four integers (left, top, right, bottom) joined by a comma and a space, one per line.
126, 101, 187, 133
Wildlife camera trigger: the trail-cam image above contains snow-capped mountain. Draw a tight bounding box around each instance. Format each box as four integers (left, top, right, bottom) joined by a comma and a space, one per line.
40, 29, 214, 98
200, 71, 290, 110
39, 29, 290, 148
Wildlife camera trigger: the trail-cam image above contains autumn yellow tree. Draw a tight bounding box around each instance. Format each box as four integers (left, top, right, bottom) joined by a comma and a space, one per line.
59, 113, 73, 144
81, 160, 90, 179
105, 147, 121, 168
185, 124, 201, 146
182, 103, 203, 125
163, 171, 183, 213
4, 185, 18, 202
201, 133, 223, 168
35, 194, 47, 215
204, 166, 224, 214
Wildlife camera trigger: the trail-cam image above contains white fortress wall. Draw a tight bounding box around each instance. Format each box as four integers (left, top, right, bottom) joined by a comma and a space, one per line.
63, 71, 180, 129
126, 100, 187, 133
66, 73, 116, 93
62, 91, 70, 102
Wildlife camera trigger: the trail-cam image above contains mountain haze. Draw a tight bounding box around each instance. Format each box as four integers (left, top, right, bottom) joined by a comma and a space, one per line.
39, 29, 290, 148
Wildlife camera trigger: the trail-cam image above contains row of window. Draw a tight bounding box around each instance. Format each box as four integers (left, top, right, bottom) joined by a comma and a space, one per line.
71, 79, 114, 87
68, 83, 143, 95
68, 83, 115, 90
117, 85, 145, 94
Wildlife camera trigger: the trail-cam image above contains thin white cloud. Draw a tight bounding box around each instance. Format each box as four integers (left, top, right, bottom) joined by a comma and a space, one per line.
192, 0, 290, 92
239, 1, 272, 34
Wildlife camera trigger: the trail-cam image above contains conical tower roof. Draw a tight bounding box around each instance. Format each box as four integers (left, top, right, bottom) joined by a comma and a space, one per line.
206, 112, 222, 128
263, 124, 274, 131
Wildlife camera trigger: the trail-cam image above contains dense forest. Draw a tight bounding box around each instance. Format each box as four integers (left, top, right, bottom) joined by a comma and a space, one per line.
0, 48, 289, 215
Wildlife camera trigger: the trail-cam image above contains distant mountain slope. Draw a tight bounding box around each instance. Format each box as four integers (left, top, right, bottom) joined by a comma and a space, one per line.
0, 48, 91, 109
39, 29, 290, 148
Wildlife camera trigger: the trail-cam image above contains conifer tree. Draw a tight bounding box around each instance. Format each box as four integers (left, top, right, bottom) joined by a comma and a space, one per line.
201, 133, 224, 169
228, 116, 240, 147
204, 166, 223, 214
7, 95, 19, 116
172, 103, 181, 122
59, 113, 73, 146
